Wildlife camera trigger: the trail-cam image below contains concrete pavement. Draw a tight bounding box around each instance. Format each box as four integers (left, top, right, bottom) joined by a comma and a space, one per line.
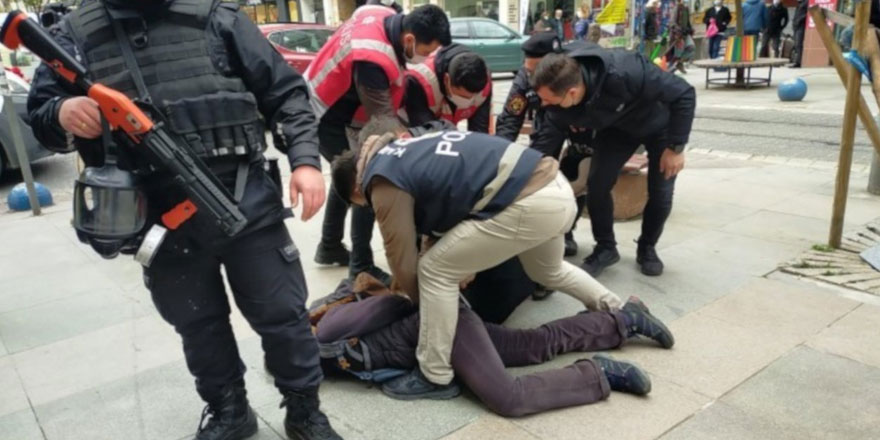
2, 66, 880, 439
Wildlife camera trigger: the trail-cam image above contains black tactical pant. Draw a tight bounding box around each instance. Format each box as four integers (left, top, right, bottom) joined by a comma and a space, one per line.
144, 223, 322, 403
587, 129, 677, 249
318, 121, 376, 273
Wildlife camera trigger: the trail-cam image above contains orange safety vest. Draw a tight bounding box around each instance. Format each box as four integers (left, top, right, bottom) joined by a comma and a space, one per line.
406, 50, 492, 125
305, 6, 405, 125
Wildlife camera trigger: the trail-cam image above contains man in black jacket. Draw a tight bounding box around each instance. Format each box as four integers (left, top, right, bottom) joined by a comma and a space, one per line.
531, 48, 696, 278
792, 0, 808, 66
762, 0, 789, 57
703, 0, 732, 59
28, 1, 340, 439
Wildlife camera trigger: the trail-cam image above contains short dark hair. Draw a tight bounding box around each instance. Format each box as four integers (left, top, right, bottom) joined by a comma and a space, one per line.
448, 52, 488, 93
331, 150, 358, 204
532, 53, 582, 95
403, 5, 452, 46
358, 116, 405, 146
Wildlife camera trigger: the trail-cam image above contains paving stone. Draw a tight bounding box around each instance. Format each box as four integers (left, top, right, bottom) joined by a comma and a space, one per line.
511, 376, 710, 440
724, 164, 833, 192
0, 262, 115, 314
720, 210, 831, 247
0, 287, 150, 353
619, 311, 798, 398
0, 356, 29, 417
808, 303, 880, 369
442, 414, 539, 440
696, 277, 859, 339
0, 409, 44, 440
767, 191, 880, 226
719, 347, 880, 439
660, 401, 812, 440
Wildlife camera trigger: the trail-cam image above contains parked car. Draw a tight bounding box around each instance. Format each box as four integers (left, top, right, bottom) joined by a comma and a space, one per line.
450, 17, 526, 74
259, 22, 335, 74
0, 72, 54, 181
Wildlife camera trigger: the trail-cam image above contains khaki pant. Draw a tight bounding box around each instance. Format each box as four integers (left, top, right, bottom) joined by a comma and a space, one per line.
416, 172, 624, 384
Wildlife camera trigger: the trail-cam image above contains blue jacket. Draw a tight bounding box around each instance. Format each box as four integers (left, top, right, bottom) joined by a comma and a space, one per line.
742, 0, 769, 33
575, 18, 591, 39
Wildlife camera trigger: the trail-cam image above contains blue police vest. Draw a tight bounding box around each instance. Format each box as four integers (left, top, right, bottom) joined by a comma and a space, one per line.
361, 131, 543, 237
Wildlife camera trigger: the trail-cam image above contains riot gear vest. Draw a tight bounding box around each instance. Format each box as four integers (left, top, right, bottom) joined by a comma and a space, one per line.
66, 0, 265, 159
361, 131, 542, 237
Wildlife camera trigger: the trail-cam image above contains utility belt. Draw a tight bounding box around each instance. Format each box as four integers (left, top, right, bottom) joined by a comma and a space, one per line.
165, 91, 266, 159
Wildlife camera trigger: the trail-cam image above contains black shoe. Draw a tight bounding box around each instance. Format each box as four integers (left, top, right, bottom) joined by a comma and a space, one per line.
580, 245, 620, 277
532, 284, 555, 301
281, 388, 342, 440
564, 232, 578, 257
636, 244, 664, 276
314, 243, 350, 266
195, 385, 258, 440
381, 368, 461, 401
592, 354, 652, 396
350, 265, 393, 287
622, 296, 675, 348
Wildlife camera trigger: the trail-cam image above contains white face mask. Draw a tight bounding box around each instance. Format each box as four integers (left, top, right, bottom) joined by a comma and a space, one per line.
405, 39, 428, 64
448, 93, 477, 108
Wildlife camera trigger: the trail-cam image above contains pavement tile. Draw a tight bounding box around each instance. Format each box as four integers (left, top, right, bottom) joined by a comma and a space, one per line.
676, 179, 805, 211
442, 414, 539, 440
720, 210, 831, 247
0, 356, 29, 417
0, 337, 7, 357
0, 287, 150, 353
0, 262, 116, 314
12, 314, 184, 406
808, 303, 880, 369
0, 409, 44, 440
723, 164, 834, 192
697, 277, 860, 339
665, 199, 759, 231
720, 347, 880, 439
618, 311, 798, 398
766, 191, 880, 226
511, 376, 710, 440
660, 401, 810, 440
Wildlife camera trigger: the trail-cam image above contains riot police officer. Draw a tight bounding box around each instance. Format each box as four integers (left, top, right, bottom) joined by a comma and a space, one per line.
28, 1, 341, 439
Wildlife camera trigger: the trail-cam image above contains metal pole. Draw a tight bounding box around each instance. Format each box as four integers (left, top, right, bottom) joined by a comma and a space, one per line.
276, 0, 290, 21
829, 0, 871, 248
734, 0, 745, 85
0, 50, 41, 216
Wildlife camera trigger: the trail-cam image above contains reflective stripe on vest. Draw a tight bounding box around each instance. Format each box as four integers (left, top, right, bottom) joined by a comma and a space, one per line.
471, 142, 529, 213
305, 5, 404, 123
406, 52, 492, 125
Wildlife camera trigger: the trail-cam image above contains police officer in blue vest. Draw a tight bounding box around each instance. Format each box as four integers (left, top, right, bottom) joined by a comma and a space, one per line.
329, 117, 623, 399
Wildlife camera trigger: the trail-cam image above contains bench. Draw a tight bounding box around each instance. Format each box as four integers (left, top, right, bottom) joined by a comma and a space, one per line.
693, 58, 790, 89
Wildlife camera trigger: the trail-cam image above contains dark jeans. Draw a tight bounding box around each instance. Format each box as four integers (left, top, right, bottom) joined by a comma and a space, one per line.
316, 295, 627, 417
145, 223, 322, 402
318, 121, 375, 272
794, 27, 805, 65
587, 129, 677, 248
761, 32, 782, 57
709, 34, 724, 59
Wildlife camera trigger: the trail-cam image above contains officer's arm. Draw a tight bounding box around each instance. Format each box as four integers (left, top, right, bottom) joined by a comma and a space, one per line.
467, 91, 491, 133
370, 179, 420, 302
495, 70, 529, 141
27, 25, 84, 153
354, 62, 399, 121
215, 4, 320, 171
529, 110, 568, 157
403, 76, 436, 127
634, 57, 696, 146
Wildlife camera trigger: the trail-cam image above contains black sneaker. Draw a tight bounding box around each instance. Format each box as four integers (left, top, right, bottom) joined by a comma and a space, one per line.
636, 244, 664, 276
532, 284, 555, 301
580, 245, 620, 277
196, 385, 258, 440
622, 296, 675, 348
592, 354, 652, 396
351, 265, 393, 287
381, 368, 461, 401
314, 243, 350, 266
281, 388, 342, 440
564, 232, 578, 257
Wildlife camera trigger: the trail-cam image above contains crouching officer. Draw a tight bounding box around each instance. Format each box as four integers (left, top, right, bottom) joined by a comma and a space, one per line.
531, 47, 696, 278
27, 1, 341, 439
307, 4, 450, 285
404, 44, 492, 132
330, 118, 623, 399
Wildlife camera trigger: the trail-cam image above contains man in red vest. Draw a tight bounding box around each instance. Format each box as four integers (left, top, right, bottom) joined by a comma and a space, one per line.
404, 44, 492, 133
307, 4, 451, 285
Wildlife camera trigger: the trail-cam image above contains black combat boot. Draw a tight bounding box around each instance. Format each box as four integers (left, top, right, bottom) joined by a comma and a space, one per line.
281, 388, 342, 440
592, 354, 652, 396
564, 231, 578, 257
195, 384, 258, 440
621, 296, 675, 348
580, 245, 620, 277
314, 242, 350, 266
636, 243, 664, 276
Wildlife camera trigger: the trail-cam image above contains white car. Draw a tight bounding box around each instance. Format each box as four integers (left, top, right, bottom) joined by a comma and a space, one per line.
0, 72, 55, 181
